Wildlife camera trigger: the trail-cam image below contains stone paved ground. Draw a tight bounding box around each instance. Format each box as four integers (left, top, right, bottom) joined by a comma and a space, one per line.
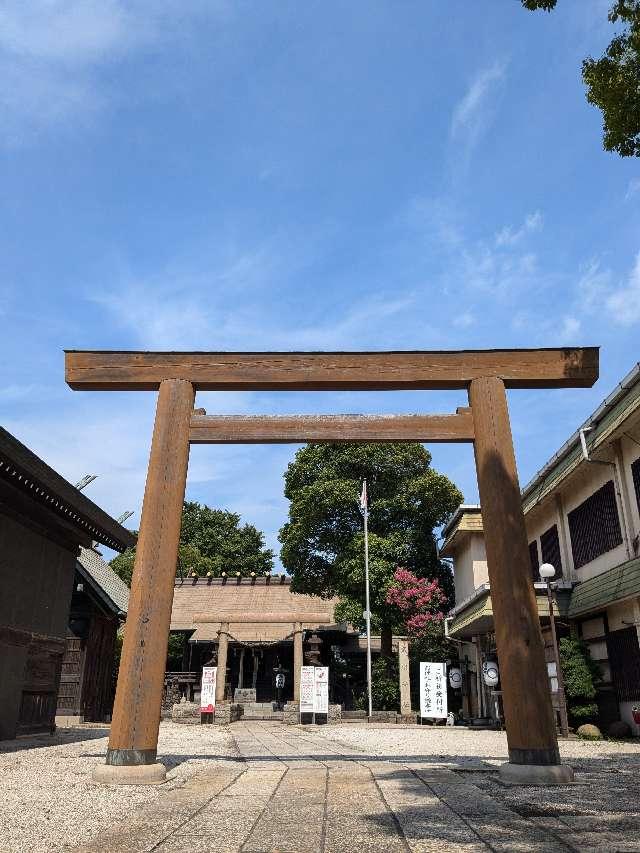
63, 721, 640, 853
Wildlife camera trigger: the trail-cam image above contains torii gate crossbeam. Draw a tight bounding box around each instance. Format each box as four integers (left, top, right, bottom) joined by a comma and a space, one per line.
65, 348, 598, 786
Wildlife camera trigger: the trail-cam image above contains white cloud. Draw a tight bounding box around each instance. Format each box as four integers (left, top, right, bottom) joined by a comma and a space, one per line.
450, 60, 507, 154
625, 179, 640, 201
606, 252, 640, 326
559, 315, 581, 341
0, 0, 227, 141
495, 211, 543, 247
452, 312, 475, 329
576, 259, 613, 312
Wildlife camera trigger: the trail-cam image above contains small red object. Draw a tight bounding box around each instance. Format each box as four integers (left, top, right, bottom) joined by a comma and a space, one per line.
632, 706, 640, 725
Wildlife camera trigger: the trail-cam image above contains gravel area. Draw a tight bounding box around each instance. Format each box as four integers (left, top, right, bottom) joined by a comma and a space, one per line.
0, 722, 237, 853
318, 723, 640, 767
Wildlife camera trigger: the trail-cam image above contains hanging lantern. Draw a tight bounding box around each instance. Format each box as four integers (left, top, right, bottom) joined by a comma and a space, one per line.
448, 667, 462, 690
482, 660, 499, 688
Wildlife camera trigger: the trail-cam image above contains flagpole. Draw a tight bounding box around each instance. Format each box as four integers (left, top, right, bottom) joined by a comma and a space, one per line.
362, 480, 373, 720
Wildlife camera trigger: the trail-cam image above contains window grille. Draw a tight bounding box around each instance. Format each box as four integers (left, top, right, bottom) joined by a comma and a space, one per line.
632, 456, 640, 514
540, 524, 562, 578
568, 480, 622, 569
606, 626, 640, 702
529, 540, 539, 582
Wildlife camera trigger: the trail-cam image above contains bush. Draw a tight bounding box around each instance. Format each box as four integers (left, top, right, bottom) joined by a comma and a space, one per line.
559, 637, 601, 724
577, 723, 603, 740
607, 720, 632, 739
371, 656, 400, 711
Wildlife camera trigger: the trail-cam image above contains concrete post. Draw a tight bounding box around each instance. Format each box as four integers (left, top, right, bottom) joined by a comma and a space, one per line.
293, 622, 303, 701
215, 623, 230, 704
398, 638, 411, 716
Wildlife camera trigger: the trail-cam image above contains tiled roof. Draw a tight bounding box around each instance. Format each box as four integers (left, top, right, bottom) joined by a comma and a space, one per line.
170, 577, 337, 637
77, 547, 130, 615
0, 426, 136, 552
568, 556, 640, 619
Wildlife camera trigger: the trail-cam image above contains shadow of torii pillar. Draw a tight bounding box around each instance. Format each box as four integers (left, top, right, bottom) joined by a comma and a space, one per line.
469, 377, 573, 784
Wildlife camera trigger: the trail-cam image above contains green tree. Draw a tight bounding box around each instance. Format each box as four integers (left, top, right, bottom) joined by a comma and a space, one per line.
278, 443, 462, 659
522, 0, 640, 157
110, 501, 274, 584
559, 636, 601, 724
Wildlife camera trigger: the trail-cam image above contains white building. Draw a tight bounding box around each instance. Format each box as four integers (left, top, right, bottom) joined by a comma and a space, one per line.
443, 363, 640, 734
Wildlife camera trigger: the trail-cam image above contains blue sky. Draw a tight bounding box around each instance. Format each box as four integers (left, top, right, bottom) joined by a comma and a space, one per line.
1, 0, 638, 567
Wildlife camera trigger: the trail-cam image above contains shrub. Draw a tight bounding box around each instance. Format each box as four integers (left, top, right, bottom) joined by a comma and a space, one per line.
559, 637, 601, 724
371, 656, 400, 711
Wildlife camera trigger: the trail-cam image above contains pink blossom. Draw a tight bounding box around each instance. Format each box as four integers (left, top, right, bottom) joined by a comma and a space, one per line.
385, 567, 445, 639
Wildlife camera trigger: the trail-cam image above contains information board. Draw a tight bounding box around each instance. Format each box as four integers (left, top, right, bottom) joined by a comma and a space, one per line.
419, 662, 447, 719
299, 665, 329, 714
314, 666, 329, 714
300, 666, 315, 713
200, 666, 217, 713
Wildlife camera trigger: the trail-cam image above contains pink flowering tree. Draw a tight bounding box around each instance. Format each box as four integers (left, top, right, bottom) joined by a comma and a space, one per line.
386, 567, 446, 642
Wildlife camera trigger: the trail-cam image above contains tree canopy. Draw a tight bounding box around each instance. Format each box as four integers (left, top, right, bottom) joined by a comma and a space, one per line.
278, 443, 462, 654
110, 500, 274, 585
522, 0, 640, 157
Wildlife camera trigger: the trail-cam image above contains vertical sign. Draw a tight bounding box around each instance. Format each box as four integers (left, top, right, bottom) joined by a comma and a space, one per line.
419, 662, 447, 719
314, 666, 329, 714
200, 666, 217, 713
300, 666, 315, 713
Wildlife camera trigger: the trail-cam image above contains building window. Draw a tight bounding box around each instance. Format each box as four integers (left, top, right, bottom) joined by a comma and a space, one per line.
568, 480, 622, 570
529, 540, 539, 581
606, 626, 640, 702
632, 456, 640, 514
540, 524, 562, 578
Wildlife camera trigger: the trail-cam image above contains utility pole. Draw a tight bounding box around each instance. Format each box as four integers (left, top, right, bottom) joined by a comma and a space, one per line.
540, 563, 570, 738
360, 480, 373, 720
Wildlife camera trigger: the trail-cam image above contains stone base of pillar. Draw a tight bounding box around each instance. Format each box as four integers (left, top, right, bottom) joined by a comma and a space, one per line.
212, 702, 243, 725
498, 762, 575, 785
283, 702, 300, 724
92, 762, 167, 785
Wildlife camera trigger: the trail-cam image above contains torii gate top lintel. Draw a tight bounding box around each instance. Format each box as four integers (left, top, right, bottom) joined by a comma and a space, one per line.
65, 347, 599, 392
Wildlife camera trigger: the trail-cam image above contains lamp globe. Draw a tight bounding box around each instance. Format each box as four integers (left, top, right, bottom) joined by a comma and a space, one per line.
539, 563, 556, 581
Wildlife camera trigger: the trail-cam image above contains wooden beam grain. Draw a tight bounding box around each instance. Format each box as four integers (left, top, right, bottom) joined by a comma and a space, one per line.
188, 410, 475, 444
65, 348, 599, 391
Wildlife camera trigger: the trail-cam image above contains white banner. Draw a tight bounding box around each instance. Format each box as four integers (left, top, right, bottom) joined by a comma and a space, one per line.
419, 662, 447, 719
314, 666, 329, 714
200, 666, 217, 713
300, 666, 315, 713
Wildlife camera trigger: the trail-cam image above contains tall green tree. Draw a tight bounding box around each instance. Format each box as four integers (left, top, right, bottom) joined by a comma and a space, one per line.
278, 443, 462, 657
522, 0, 640, 157
110, 501, 274, 584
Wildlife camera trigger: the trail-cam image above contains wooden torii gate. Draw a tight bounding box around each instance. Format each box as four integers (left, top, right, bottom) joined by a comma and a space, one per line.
65, 348, 599, 785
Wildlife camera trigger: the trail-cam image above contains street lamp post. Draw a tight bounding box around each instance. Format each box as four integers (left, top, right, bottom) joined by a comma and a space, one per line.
539, 563, 569, 738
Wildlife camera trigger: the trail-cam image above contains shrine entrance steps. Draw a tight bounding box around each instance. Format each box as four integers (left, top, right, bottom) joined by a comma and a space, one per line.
236, 702, 285, 721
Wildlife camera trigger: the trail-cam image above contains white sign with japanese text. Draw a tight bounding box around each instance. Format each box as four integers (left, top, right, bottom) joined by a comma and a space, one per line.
200, 666, 217, 713
419, 662, 447, 719
314, 666, 329, 714
299, 666, 329, 713
300, 666, 316, 713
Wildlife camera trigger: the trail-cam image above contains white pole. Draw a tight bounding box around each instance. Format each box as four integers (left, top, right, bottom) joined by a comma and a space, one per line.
363, 480, 373, 720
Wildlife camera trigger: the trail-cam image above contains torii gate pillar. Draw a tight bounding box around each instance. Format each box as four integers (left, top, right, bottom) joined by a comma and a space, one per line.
94, 379, 193, 785
470, 377, 572, 783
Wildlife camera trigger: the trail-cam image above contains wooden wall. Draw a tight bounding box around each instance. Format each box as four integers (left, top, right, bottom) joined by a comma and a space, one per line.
0, 511, 76, 739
